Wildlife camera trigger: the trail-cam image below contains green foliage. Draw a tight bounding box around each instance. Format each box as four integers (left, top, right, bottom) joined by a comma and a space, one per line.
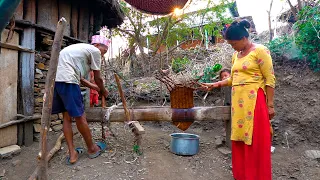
194, 64, 222, 83
147, 1, 233, 48
268, 35, 295, 56
171, 57, 191, 73
294, 6, 320, 71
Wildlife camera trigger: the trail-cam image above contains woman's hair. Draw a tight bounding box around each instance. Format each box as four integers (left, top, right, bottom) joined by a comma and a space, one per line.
225, 19, 251, 40
219, 68, 231, 80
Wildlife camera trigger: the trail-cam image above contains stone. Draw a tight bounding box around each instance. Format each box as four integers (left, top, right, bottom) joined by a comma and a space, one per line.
51, 114, 59, 120
52, 124, 63, 132
51, 120, 62, 126
58, 113, 63, 120
283, 75, 294, 81
0, 145, 21, 159
0, 169, 5, 177
34, 133, 40, 142
305, 150, 320, 160
35, 74, 44, 79
12, 159, 22, 167
217, 147, 231, 156
33, 123, 42, 133
35, 68, 43, 74
35, 97, 43, 104
37, 63, 46, 70
74, 166, 82, 171
215, 136, 224, 147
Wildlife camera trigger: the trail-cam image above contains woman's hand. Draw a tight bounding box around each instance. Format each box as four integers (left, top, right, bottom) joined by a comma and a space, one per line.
198, 82, 220, 91
268, 106, 275, 120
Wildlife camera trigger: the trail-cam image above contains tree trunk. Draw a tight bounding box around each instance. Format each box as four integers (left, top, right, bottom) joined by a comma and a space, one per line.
268, 0, 274, 42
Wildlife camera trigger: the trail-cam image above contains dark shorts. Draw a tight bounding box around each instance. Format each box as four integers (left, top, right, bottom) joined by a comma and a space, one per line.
52, 82, 84, 117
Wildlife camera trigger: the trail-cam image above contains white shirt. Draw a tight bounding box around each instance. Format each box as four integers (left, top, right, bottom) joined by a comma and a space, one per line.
55, 43, 101, 84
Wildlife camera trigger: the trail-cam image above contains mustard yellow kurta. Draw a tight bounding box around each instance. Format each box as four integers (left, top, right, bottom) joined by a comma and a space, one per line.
227, 45, 276, 145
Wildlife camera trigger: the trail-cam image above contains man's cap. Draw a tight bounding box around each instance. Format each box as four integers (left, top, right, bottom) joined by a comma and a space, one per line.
91, 35, 110, 47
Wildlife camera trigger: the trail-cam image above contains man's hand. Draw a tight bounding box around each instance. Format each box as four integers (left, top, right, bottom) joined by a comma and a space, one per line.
268, 106, 275, 120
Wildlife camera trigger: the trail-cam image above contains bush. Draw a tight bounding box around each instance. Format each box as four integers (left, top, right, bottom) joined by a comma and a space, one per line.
171, 56, 191, 73
294, 6, 320, 71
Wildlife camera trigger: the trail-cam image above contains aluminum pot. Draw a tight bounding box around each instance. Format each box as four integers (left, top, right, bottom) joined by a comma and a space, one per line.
170, 133, 199, 156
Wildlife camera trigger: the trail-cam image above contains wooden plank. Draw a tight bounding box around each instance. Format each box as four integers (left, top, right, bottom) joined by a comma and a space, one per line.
24, 122, 34, 146
89, 11, 94, 39
20, 28, 35, 116
0, 30, 19, 125
85, 106, 231, 122
24, 0, 36, 23
78, 0, 90, 42
14, 0, 24, 20
15, 20, 86, 44
17, 124, 24, 146
19, 28, 35, 146
71, 0, 79, 38
37, 0, 59, 31
0, 29, 19, 148
0, 42, 34, 53
58, 0, 71, 36
0, 126, 18, 148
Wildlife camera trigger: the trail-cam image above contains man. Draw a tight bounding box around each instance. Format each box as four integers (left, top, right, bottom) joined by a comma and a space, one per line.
52, 35, 110, 164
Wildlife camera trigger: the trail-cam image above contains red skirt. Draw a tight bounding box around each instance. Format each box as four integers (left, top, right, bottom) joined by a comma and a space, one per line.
232, 88, 271, 180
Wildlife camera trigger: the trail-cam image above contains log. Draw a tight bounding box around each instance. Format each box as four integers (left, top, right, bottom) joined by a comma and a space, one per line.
85, 106, 231, 122
37, 17, 66, 180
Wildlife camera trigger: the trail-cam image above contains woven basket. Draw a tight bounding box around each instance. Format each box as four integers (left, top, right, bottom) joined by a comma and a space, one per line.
170, 87, 194, 109
124, 0, 188, 15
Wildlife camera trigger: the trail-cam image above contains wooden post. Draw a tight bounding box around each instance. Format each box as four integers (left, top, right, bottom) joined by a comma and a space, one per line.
37, 17, 66, 180
222, 87, 232, 148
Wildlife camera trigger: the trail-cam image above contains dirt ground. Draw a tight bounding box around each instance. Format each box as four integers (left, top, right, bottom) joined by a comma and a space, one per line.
1, 64, 320, 180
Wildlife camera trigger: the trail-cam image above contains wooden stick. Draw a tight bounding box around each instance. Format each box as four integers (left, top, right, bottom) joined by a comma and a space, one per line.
0, 115, 41, 129
0, 42, 35, 53
36, 17, 66, 180
46, 133, 64, 162
114, 73, 131, 121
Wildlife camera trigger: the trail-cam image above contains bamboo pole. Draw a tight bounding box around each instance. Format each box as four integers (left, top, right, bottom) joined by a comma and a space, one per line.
31, 17, 66, 180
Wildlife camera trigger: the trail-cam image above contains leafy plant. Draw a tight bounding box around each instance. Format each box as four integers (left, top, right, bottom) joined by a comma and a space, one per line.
171, 57, 191, 73
193, 64, 222, 83
294, 5, 320, 71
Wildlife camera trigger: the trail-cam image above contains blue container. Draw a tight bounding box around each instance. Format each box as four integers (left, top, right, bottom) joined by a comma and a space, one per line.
0, 0, 21, 32
170, 133, 199, 156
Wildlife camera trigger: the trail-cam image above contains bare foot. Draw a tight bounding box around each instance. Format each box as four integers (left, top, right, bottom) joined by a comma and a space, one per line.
87, 144, 100, 154
69, 149, 78, 164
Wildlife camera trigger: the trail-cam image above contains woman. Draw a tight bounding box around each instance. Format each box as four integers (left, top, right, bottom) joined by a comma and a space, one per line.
201, 20, 276, 180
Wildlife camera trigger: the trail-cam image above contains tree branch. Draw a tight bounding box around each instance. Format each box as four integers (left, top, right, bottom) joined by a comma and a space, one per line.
287, 0, 298, 21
